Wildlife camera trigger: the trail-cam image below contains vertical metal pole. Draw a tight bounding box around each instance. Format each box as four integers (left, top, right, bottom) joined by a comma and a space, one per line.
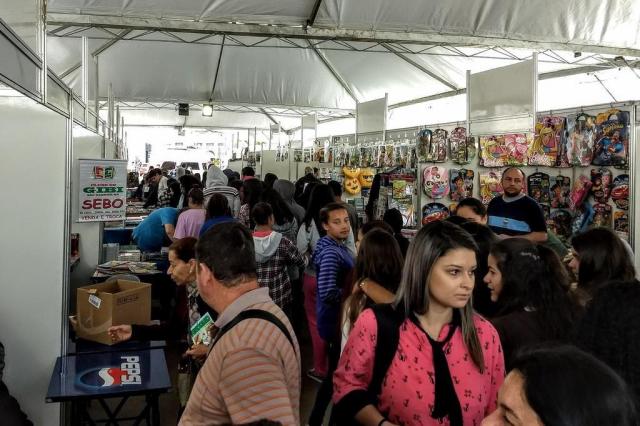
61, 88, 73, 361
532, 52, 539, 133
94, 56, 100, 128
288, 134, 292, 181
466, 70, 471, 135
631, 104, 639, 260
300, 115, 304, 181
38, 0, 47, 103
82, 35, 89, 125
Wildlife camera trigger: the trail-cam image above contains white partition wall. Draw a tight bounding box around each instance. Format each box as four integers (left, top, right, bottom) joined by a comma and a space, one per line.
0, 94, 68, 425
70, 127, 104, 310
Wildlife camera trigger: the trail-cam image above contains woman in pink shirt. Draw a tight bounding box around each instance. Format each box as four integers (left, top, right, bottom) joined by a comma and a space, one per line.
333, 221, 505, 426
174, 188, 206, 239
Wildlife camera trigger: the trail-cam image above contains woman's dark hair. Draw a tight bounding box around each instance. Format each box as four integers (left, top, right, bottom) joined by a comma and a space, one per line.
179, 174, 201, 197
187, 187, 204, 206
259, 188, 294, 226
263, 173, 278, 188
576, 280, 640, 404
229, 179, 243, 192
168, 237, 197, 262
206, 193, 231, 219
241, 166, 255, 177
299, 181, 320, 213
242, 179, 264, 227
345, 229, 403, 332
512, 345, 638, 426
455, 197, 487, 217
383, 208, 403, 233
458, 221, 498, 317
490, 238, 576, 339
571, 228, 636, 298
302, 184, 335, 235
359, 220, 393, 237
365, 173, 382, 221
394, 221, 485, 371
251, 202, 273, 227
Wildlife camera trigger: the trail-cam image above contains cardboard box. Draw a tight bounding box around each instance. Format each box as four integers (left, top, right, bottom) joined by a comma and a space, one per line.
76, 280, 151, 345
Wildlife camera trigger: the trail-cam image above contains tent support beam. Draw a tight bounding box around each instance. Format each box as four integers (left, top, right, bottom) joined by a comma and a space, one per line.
307, 0, 323, 27
58, 29, 131, 79
260, 107, 290, 133
306, 39, 357, 101
209, 34, 226, 101
381, 42, 458, 90
46, 13, 640, 57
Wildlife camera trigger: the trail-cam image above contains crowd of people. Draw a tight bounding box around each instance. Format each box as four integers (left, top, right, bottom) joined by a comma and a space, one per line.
4, 163, 638, 425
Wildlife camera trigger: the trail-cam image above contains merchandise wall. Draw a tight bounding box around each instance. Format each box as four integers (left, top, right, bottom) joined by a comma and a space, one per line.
0, 95, 68, 425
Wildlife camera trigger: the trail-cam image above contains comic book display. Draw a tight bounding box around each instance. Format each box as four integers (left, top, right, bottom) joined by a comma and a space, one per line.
449, 169, 474, 201
527, 172, 551, 205
479, 171, 503, 205
550, 175, 571, 209
422, 166, 449, 199
567, 113, 596, 166
422, 203, 450, 225
593, 109, 629, 168
530, 116, 567, 166
449, 127, 476, 165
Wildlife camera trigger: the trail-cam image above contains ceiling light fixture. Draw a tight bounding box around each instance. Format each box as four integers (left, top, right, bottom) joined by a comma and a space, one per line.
202, 104, 214, 117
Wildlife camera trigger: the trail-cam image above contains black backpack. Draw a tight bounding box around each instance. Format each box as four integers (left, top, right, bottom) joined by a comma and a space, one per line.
332, 303, 403, 423
210, 309, 295, 351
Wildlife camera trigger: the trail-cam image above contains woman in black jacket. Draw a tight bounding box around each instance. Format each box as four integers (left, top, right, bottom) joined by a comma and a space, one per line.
0, 342, 33, 426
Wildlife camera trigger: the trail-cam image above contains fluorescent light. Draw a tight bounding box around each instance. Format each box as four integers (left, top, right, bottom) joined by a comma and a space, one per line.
202, 104, 213, 117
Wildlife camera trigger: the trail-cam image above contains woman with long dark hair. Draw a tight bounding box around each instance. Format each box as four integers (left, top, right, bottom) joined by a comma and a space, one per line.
342, 229, 403, 348
238, 178, 263, 229
260, 188, 298, 243
334, 221, 504, 426
484, 238, 579, 369
569, 227, 636, 306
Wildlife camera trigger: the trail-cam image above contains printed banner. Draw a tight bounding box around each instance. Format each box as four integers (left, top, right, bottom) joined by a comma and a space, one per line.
79, 159, 127, 222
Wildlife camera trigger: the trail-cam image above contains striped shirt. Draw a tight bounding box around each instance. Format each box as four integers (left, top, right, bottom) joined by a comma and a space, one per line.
179, 287, 301, 426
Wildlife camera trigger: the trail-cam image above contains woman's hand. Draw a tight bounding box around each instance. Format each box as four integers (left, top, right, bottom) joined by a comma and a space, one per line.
185, 344, 208, 361
108, 325, 132, 343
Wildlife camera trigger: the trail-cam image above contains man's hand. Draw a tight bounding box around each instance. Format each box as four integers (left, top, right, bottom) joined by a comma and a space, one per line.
185, 344, 208, 361
108, 325, 133, 343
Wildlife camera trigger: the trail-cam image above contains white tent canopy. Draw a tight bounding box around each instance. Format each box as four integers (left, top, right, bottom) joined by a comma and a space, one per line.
45, 0, 640, 130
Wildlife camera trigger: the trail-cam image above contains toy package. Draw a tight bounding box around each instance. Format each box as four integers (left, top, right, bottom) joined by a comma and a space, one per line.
541, 204, 551, 222
549, 209, 573, 242
417, 129, 432, 163
527, 172, 551, 205
479, 134, 531, 167
590, 168, 612, 203
504, 133, 531, 165
530, 116, 566, 166
426, 129, 448, 162
572, 203, 594, 236
593, 109, 629, 168
570, 175, 593, 210
449, 169, 474, 201
550, 175, 571, 209
422, 166, 449, 199
591, 203, 612, 228
566, 113, 596, 166
422, 203, 450, 225
611, 174, 629, 210
449, 127, 476, 165
342, 166, 362, 195
479, 171, 503, 205
614, 211, 629, 241
389, 176, 416, 227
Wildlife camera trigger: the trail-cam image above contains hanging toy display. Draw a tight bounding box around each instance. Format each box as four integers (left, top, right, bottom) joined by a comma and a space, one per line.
417, 129, 432, 163
428, 129, 448, 162
422, 203, 450, 225
591, 203, 612, 228
504, 133, 531, 165
479, 170, 503, 205
342, 166, 362, 195
549, 210, 573, 243
567, 113, 596, 166
590, 168, 612, 203
448, 127, 476, 165
529, 116, 566, 166
550, 175, 571, 209
527, 172, 551, 205
614, 212, 630, 241
358, 168, 375, 189
570, 175, 593, 210
422, 166, 449, 199
593, 109, 629, 168
479, 135, 508, 167
449, 169, 474, 201
572, 203, 594, 236
611, 174, 629, 210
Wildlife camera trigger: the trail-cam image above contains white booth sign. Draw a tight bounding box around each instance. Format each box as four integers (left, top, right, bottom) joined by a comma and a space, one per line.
78, 159, 127, 222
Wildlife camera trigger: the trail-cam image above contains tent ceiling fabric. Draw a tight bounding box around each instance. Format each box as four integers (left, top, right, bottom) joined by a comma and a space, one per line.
45, 0, 640, 128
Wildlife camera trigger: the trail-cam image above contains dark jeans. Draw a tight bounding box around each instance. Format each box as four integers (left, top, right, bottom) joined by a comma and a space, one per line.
308, 337, 341, 426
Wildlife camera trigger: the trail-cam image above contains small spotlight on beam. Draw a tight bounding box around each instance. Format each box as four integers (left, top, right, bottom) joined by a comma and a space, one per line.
202, 104, 213, 117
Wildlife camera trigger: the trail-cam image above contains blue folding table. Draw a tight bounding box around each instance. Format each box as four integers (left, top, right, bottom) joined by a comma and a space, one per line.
46, 348, 171, 425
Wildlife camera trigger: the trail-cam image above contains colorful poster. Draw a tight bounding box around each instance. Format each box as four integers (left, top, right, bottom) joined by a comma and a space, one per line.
593, 109, 629, 168
449, 169, 474, 201
530, 116, 566, 166
567, 113, 596, 166
79, 159, 127, 222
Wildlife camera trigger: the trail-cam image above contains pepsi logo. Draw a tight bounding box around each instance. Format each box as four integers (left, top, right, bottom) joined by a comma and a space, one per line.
77, 356, 142, 389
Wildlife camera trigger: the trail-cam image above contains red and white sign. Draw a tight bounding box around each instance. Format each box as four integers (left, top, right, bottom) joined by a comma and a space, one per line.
79, 159, 127, 222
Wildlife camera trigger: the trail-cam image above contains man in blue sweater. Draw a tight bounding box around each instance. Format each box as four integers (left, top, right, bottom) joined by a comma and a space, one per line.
309, 202, 354, 425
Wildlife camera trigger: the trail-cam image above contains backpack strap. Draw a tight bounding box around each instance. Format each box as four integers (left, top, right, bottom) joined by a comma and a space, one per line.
210, 309, 295, 351
369, 304, 403, 403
